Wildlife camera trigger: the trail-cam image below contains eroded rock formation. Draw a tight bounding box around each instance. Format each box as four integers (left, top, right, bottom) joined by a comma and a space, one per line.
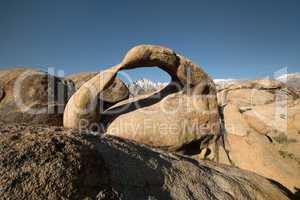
63, 45, 220, 152
214, 77, 300, 192
0, 68, 73, 126
0, 68, 129, 126
66, 72, 129, 110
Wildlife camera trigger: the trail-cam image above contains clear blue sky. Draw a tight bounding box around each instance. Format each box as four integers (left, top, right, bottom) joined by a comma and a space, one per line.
0, 0, 299, 82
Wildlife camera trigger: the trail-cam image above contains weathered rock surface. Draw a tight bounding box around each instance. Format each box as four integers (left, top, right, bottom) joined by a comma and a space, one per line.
0, 68, 129, 126
217, 130, 300, 193
217, 78, 298, 106
214, 77, 300, 192
243, 99, 300, 159
66, 72, 98, 90
64, 45, 220, 152
0, 68, 74, 126
66, 72, 129, 105
223, 104, 251, 136
103, 81, 219, 151
0, 123, 296, 200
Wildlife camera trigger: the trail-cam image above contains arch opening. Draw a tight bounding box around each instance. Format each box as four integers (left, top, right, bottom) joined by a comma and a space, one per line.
99, 66, 183, 133
117, 67, 172, 97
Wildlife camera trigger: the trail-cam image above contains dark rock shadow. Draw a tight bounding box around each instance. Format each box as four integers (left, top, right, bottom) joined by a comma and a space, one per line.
294, 187, 300, 199
267, 178, 298, 200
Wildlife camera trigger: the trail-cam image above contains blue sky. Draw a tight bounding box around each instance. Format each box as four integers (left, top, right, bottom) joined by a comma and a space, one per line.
0, 0, 299, 82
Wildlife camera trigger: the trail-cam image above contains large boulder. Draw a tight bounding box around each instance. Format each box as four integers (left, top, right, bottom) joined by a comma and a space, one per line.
0, 68, 74, 126
66, 72, 98, 90
0, 68, 129, 126
214, 77, 300, 192
0, 122, 295, 200
218, 131, 300, 192
217, 77, 298, 107
64, 45, 220, 152
66, 72, 129, 109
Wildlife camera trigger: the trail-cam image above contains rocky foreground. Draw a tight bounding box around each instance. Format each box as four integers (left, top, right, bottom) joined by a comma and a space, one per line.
0, 122, 296, 200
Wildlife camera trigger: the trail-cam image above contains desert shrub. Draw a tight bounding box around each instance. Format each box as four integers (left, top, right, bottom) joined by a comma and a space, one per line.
273, 133, 297, 144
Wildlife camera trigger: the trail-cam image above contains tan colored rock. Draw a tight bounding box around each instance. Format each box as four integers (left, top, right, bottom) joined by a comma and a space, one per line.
226, 88, 275, 107
66, 72, 129, 110
215, 98, 300, 192
66, 72, 98, 90
242, 101, 284, 135
287, 99, 300, 134
104, 85, 219, 151
216, 77, 298, 107
99, 78, 129, 104
63, 65, 124, 129
242, 99, 300, 159
0, 68, 129, 126
215, 82, 300, 192
64, 45, 220, 152
217, 131, 300, 193
206, 76, 300, 192
252, 77, 284, 89
243, 100, 300, 135
243, 112, 271, 134
218, 78, 284, 91
0, 68, 74, 125
223, 104, 251, 136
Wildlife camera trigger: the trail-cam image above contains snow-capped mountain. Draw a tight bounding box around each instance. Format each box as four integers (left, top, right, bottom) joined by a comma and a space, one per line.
127, 79, 168, 96
127, 78, 237, 95
213, 79, 235, 83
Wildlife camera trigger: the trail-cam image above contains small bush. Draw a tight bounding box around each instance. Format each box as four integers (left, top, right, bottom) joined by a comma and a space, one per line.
273, 133, 297, 144
279, 150, 295, 159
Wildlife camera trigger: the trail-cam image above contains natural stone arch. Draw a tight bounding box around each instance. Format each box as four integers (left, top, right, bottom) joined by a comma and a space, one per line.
64, 45, 215, 126
63, 44, 220, 153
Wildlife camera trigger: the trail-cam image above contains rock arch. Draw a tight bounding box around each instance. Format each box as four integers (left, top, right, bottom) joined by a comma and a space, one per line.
63, 44, 220, 152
